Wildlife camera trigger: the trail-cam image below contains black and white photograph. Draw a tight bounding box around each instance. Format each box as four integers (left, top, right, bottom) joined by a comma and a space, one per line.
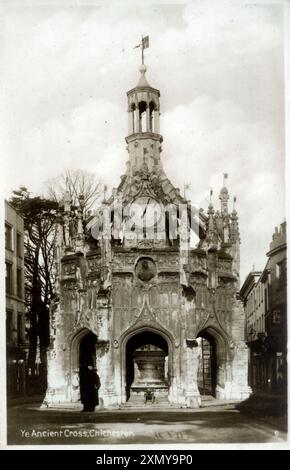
1, 0, 288, 451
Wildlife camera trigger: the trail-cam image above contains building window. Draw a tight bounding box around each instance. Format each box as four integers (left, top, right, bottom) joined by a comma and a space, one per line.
6, 310, 13, 343
276, 260, 286, 290
5, 224, 13, 251
17, 268, 22, 298
17, 314, 24, 345
276, 352, 284, 384
272, 310, 281, 324
264, 287, 268, 313
16, 233, 22, 258
5, 262, 13, 295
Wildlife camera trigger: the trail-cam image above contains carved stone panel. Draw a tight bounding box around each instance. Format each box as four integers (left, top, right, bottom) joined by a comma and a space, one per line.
62, 262, 76, 276
87, 256, 102, 273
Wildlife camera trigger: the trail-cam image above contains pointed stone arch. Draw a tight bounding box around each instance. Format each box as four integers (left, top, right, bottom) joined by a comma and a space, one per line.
70, 327, 97, 402
119, 324, 175, 404
196, 324, 231, 398
196, 324, 230, 353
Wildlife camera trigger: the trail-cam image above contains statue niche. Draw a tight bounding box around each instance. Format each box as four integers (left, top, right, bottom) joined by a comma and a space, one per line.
136, 257, 156, 282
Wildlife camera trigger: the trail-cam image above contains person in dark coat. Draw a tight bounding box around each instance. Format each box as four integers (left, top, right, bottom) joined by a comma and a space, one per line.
80, 364, 101, 412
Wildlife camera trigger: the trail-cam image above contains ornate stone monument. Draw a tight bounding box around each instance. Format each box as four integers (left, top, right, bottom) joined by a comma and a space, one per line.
44, 39, 251, 408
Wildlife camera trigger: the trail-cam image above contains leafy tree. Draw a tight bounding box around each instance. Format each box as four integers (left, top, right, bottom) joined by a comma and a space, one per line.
10, 171, 103, 391
10, 186, 59, 390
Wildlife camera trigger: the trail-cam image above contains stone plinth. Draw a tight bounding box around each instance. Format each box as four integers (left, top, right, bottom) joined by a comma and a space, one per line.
130, 346, 168, 398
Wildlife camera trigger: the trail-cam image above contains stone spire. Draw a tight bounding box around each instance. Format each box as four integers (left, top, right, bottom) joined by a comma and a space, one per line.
63, 191, 72, 249
206, 188, 217, 247
75, 194, 85, 252
219, 173, 230, 215
230, 196, 240, 243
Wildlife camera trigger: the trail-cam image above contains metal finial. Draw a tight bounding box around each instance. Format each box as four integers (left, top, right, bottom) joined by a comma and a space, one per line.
134, 35, 149, 65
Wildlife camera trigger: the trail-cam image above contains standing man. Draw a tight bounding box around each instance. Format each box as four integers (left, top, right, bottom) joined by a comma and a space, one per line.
80, 364, 101, 412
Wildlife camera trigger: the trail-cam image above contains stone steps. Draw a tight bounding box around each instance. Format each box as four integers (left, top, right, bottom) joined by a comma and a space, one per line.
40, 396, 240, 411
120, 403, 181, 410
200, 397, 241, 408
201, 395, 215, 400
121, 394, 177, 409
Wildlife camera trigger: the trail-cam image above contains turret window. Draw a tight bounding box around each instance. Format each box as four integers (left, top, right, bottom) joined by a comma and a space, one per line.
138, 101, 147, 132
128, 97, 159, 134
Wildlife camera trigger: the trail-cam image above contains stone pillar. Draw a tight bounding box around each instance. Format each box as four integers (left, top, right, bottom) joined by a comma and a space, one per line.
184, 339, 201, 408
228, 298, 251, 399
128, 110, 134, 135
168, 351, 179, 405
96, 342, 116, 407
44, 354, 68, 406
75, 207, 84, 252
42, 302, 69, 406
63, 214, 70, 247
136, 110, 141, 133
111, 343, 123, 405
178, 327, 186, 402
146, 105, 150, 132
229, 341, 251, 400
154, 109, 160, 133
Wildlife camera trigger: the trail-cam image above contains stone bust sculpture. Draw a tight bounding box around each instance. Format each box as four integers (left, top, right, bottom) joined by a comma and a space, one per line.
136, 257, 156, 282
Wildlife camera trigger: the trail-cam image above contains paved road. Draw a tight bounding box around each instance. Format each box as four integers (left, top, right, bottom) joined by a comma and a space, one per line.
6, 403, 287, 445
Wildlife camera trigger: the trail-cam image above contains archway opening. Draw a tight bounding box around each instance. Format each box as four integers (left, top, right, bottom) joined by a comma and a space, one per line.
125, 331, 169, 403
197, 331, 217, 397
79, 332, 97, 402
79, 332, 97, 369
138, 101, 147, 132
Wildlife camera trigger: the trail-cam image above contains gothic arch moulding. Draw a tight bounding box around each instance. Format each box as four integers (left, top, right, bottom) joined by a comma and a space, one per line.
70, 327, 97, 373
196, 324, 230, 356
116, 293, 179, 349
119, 323, 175, 404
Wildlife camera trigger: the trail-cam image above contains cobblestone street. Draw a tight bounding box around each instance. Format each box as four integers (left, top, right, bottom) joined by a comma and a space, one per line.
6, 402, 287, 446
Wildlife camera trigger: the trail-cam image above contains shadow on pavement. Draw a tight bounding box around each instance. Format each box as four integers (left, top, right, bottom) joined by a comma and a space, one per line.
235, 393, 287, 432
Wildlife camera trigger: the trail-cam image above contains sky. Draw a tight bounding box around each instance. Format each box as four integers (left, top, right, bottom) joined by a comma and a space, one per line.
0, 0, 286, 283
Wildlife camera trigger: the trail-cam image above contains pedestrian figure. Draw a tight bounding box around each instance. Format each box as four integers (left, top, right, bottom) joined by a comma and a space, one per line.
80, 364, 101, 412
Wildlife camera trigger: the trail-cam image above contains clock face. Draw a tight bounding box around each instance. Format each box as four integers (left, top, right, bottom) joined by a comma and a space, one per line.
130, 197, 162, 228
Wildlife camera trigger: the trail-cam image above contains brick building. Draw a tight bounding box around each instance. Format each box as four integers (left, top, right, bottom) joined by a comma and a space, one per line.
5, 200, 28, 397
240, 221, 287, 394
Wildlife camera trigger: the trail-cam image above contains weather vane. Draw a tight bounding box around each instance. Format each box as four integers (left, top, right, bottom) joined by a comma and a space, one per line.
134, 35, 149, 65
223, 172, 228, 186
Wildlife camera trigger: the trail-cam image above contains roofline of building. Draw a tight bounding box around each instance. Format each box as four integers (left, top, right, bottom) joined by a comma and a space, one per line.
266, 243, 287, 259
240, 270, 262, 298
260, 267, 270, 283
4, 199, 24, 221
127, 86, 160, 97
